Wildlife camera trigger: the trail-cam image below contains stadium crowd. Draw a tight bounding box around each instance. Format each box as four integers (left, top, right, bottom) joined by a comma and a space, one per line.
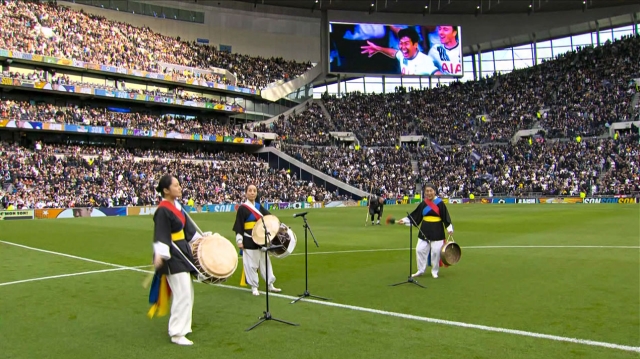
0, 0, 313, 89
281, 134, 639, 199
414, 134, 639, 198
252, 103, 335, 146
0, 99, 245, 137
285, 144, 416, 196
0, 142, 344, 210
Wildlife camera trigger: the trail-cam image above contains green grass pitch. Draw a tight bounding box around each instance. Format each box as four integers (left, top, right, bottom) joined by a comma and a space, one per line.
0, 204, 638, 359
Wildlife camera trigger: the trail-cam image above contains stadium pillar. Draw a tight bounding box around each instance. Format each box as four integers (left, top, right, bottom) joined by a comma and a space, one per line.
477, 47, 482, 77
320, 10, 329, 78
382, 76, 386, 94
634, 13, 638, 36
532, 33, 538, 66
595, 20, 601, 46
471, 53, 477, 81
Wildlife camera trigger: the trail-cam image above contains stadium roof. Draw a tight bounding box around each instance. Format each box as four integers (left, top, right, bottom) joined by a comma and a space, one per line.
223, 0, 638, 15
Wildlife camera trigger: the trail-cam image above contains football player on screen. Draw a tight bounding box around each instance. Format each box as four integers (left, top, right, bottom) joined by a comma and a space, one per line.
360, 27, 437, 76
427, 25, 462, 76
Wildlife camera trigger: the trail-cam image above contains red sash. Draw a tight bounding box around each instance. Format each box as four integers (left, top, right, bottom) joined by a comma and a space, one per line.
242, 202, 264, 220
424, 199, 440, 217
159, 200, 185, 226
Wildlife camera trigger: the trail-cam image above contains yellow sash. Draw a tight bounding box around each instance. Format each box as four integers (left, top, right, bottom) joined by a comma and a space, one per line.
171, 230, 185, 241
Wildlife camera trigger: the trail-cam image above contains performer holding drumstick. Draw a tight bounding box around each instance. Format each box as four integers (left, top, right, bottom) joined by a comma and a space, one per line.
387, 183, 454, 279
233, 184, 282, 296
148, 174, 206, 346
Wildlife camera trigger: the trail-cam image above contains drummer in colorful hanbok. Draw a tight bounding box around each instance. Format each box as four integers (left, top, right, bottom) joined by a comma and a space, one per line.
233, 184, 282, 296
396, 183, 454, 279
148, 174, 205, 346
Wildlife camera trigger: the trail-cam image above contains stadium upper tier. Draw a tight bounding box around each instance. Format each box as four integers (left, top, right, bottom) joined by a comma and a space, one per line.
0, 1, 313, 90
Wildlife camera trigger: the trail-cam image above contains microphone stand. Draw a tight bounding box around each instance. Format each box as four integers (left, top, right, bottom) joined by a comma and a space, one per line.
390, 212, 426, 288
246, 216, 299, 331
291, 213, 330, 304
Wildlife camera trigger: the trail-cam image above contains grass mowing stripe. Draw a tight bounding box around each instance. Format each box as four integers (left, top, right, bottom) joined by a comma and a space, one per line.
0, 265, 151, 287
2, 240, 638, 353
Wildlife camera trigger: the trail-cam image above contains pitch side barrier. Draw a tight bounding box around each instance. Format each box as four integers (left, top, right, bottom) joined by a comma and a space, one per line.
2, 197, 637, 222
361, 196, 640, 205
4, 201, 330, 221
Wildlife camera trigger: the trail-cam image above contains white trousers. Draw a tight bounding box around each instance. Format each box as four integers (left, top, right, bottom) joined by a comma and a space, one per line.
416, 239, 444, 276
242, 248, 276, 288
166, 272, 194, 338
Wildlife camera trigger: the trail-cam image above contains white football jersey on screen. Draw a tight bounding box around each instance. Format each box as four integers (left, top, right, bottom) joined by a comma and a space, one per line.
428, 43, 462, 75
395, 50, 438, 76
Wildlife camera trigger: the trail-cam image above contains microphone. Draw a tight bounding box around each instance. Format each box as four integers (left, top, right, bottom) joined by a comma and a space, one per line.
293, 212, 308, 218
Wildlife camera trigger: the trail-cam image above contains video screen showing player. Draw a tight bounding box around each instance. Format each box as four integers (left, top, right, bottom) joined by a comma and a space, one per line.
427, 25, 462, 76
329, 22, 463, 77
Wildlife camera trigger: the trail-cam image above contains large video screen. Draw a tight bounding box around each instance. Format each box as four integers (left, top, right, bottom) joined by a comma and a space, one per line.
329, 22, 463, 77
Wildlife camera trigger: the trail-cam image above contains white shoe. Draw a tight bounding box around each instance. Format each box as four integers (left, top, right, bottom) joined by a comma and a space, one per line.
432, 272, 438, 279
268, 285, 282, 292
251, 287, 260, 296
171, 336, 193, 346
411, 271, 424, 278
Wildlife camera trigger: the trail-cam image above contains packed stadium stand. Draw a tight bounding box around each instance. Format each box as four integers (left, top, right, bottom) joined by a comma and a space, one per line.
0, 0, 313, 89
0, 0, 638, 211
0, 99, 242, 137
0, 141, 345, 209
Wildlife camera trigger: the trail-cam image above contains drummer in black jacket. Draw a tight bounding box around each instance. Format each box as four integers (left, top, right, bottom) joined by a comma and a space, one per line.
149, 174, 205, 346
396, 183, 454, 278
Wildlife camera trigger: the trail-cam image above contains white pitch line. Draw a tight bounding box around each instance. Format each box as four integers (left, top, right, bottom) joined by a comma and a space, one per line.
1, 240, 639, 353
216, 284, 640, 354
0, 265, 151, 287
0, 240, 151, 274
